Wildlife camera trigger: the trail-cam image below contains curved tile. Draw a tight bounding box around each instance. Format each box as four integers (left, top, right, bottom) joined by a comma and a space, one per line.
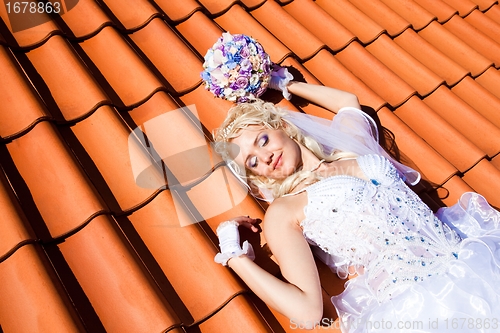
335, 41, 416, 107
26, 35, 110, 122
462, 158, 500, 207
6, 121, 107, 238
316, 0, 385, 44
130, 18, 202, 94
175, 11, 224, 56
197, 294, 272, 332
394, 29, 468, 85
485, 4, 500, 24
59, 0, 113, 38
349, 0, 414, 34
197, 0, 240, 15
423, 86, 500, 157
155, 0, 202, 22
100, 0, 160, 30
283, 0, 356, 52
250, 0, 324, 60
377, 107, 457, 185
0, 245, 84, 332
0, 3, 62, 49
475, 67, 500, 99
378, 0, 436, 30
78, 26, 163, 107
395, 96, 485, 172
491, 153, 500, 171
413, 0, 457, 23
464, 9, 500, 44
304, 50, 386, 111
433, 175, 475, 207
470, 0, 497, 11
70, 105, 165, 213
366, 34, 444, 96
418, 20, 493, 76
451, 76, 500, 129
441, 0, 478, 16
214, 5, 291, 63
0, 169, 35, 260
444, 15, 500, 67
58, 214, 182, 332
127, 189, 257, 321
0, 45, 49, 140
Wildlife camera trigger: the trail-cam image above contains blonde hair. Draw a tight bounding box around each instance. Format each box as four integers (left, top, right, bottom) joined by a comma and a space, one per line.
213, 100, 355, 199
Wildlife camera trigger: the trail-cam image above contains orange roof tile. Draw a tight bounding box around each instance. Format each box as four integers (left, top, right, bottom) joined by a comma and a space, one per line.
1, 0, 500, 331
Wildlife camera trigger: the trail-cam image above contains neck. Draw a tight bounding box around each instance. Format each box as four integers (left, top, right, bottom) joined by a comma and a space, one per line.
298, 144, 323, 172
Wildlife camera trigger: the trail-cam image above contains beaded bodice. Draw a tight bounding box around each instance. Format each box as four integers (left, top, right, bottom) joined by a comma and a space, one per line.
301, 154, 461, 302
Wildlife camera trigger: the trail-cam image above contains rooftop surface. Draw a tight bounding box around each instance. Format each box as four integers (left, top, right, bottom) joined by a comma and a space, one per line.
1, 0, 499, 332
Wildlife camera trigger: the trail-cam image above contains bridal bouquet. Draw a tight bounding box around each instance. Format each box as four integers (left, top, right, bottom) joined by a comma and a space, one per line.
201, 32, 292, 103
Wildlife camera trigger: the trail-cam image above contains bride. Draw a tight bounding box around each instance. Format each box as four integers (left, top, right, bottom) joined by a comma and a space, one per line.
212, 81, 500, 332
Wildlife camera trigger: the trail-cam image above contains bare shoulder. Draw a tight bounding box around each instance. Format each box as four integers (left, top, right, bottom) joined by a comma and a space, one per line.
263, 192, 307, 234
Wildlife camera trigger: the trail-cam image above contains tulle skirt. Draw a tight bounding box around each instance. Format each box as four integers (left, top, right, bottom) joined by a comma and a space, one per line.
331, 193, 500, 333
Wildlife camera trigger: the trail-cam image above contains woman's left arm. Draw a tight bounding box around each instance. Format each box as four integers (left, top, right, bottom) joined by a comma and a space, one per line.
287, 82, 360, 113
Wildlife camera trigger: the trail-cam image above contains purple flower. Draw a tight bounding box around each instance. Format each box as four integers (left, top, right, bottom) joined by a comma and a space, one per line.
230, 76, 250, 90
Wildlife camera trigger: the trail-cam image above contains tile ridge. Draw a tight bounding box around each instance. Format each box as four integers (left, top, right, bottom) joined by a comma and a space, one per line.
182, 290, 252, 328
0, 116, 53, 143
0, 238, 39, 263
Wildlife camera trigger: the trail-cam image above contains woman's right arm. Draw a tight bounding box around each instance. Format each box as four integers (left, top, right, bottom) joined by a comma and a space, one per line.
227, 199, 323, 328
286, 82, 360, 113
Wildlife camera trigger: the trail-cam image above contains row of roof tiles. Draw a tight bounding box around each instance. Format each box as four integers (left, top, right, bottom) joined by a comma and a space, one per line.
1, 0, 500, 332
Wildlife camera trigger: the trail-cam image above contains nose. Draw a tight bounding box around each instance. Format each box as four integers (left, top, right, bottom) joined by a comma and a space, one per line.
257, 150, 273, 165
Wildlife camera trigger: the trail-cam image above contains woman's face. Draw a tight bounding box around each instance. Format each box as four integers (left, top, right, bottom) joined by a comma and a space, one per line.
231, 125, 302, 180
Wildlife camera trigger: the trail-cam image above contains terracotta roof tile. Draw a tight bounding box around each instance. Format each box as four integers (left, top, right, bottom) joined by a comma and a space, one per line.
58, 214, 182, 332
485, 3, 500, 23
0, 45, 49, 140
395, 96, 485, 172
58, 0, 113, 38
251, 0, 324, 60
413, 0, 457, 23
130, 18, 202, 94
303, 49, 386, 110
418, 20, 493, 76
471, 0, 497, 11
315, 0, 385, 44
155, 0, 201, 22
377, 107, 457, 185
451, 76, 500, 129
434, 175, 475, 206
78, 26, 163, 107
283, 0, 356, 52
394, 29, 468, 85
444, 14, 500, 67
26, 35, 110, 122
6, 121, 106, 239
0, 170, 35, 260
366, 34, 444, 96
343, 0, 412, 36
464, 9, 500, 43
176, 10, 224, 56
336, 41, 416, 107
1, 0, 500, 331
423, 85, 500, 157
98, 0, 160, 30
462, 158, 500, 207
375, 0, 435, 31
0, 6, 62, 49
0, 245, 84, 331
214, 4, 292, 63
441, 0, 478, 16
475, 67, 500, 99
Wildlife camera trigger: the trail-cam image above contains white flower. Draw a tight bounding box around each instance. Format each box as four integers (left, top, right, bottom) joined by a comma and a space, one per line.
249, 74, 259, 86
248, 43, 257, 55
222, 32, 233, 44
211, 69, 229, 86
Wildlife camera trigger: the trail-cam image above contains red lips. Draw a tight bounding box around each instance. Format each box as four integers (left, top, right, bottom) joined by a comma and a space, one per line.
273, 153, 282, 169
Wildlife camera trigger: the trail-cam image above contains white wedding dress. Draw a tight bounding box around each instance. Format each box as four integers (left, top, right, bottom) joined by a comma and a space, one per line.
300, 153, 500, 333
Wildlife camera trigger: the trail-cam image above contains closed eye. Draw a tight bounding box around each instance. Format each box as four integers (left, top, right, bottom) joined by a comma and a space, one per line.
247, 133, 268, 169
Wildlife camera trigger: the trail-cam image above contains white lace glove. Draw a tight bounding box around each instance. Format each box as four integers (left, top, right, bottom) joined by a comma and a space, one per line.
214, 220, 255, 266
269, 64, 294, 100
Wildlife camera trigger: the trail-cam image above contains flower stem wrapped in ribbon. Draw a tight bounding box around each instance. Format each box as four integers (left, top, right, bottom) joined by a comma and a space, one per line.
200, 32, 293, 103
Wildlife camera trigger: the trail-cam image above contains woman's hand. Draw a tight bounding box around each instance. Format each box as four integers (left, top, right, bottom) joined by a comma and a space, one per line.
229, 215, 260, 233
